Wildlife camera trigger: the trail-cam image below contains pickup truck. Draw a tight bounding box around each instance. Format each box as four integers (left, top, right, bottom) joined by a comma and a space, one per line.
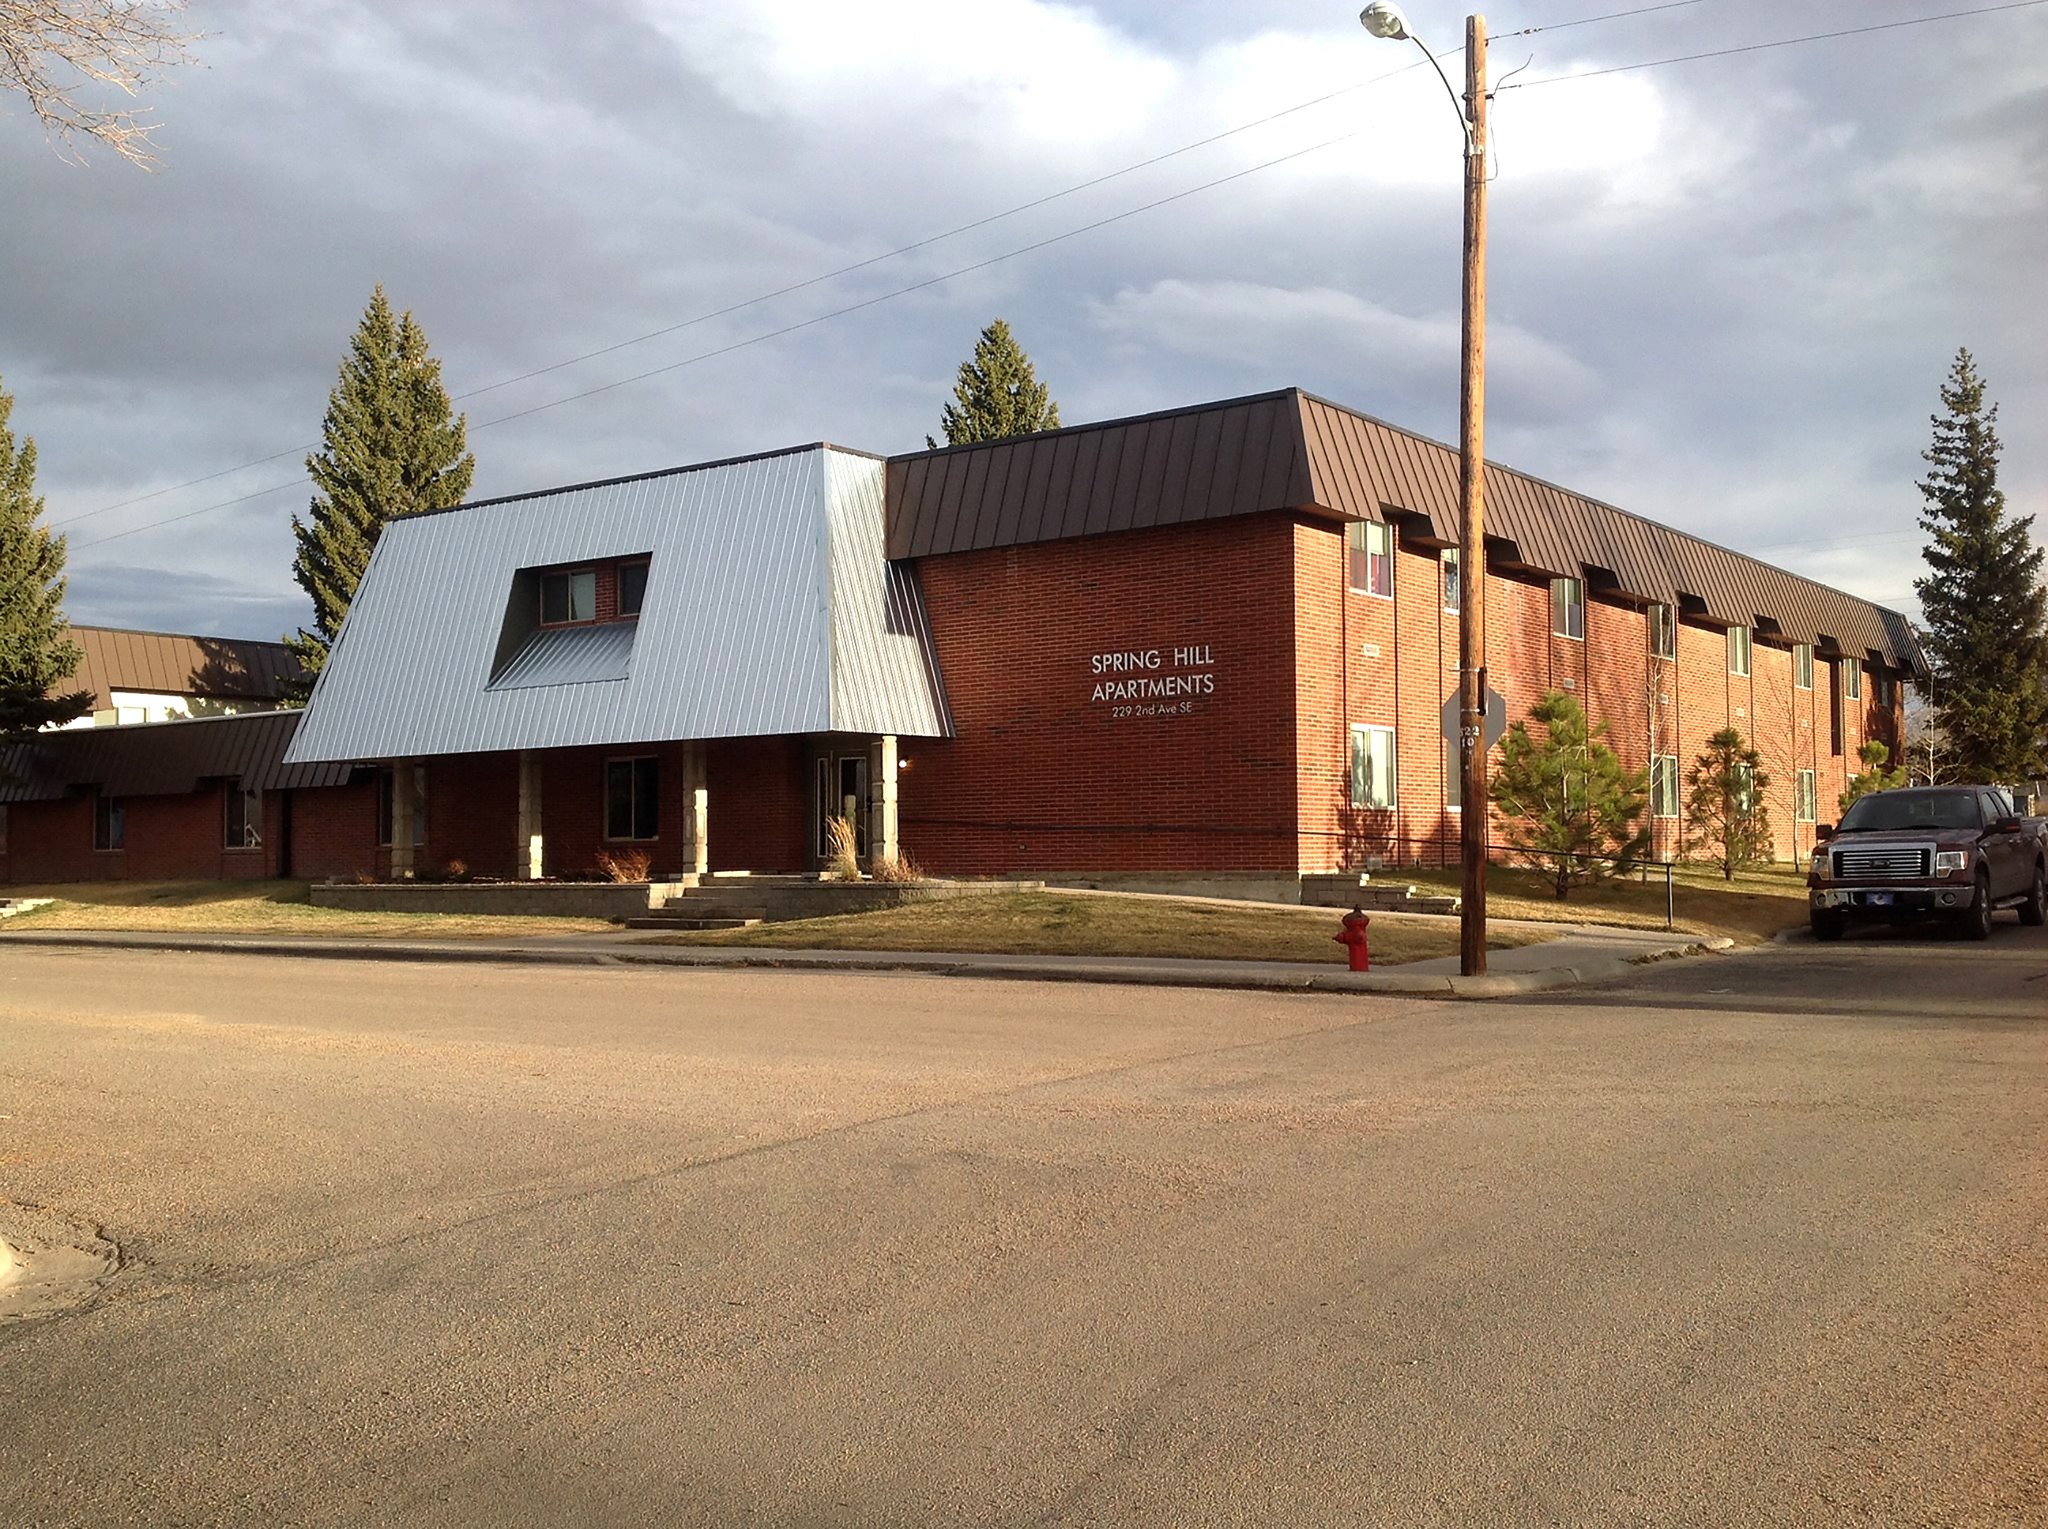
1808, 785, 2048, 940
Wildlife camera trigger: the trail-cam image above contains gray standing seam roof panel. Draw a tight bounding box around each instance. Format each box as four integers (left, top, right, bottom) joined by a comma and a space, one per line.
284, 447, 948, 766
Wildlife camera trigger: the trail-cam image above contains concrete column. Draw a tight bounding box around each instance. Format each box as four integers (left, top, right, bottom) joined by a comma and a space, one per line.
868, 735, 899, 866
516, 750, 544, 880
388, 759, 416, 881
682, 741, 709, 877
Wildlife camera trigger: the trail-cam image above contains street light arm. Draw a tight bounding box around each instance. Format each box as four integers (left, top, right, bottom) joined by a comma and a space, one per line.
1410, 35, 1479, 153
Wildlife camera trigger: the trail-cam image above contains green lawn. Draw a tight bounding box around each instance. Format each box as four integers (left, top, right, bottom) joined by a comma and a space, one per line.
0, 881, 615, 940
656, 890, 1558, 966
1398, 861, 1811, 943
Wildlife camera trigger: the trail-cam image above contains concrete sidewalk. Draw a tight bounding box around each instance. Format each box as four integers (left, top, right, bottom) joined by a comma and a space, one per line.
0, 924, 1728, 997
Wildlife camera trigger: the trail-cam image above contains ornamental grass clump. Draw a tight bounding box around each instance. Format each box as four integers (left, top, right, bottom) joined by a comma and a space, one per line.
594, 848, 650, 883
823, 815, 862, 881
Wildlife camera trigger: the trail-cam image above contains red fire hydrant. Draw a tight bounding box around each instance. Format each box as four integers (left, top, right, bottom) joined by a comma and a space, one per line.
1334, 905, 1371, 972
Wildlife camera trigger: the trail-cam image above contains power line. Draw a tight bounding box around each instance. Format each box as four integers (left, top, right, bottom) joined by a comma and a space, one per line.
55, 54, 1440, 532
1501, 0, 2048, 90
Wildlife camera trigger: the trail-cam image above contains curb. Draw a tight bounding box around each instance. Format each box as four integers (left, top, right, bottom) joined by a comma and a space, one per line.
0, 929, 1733, 998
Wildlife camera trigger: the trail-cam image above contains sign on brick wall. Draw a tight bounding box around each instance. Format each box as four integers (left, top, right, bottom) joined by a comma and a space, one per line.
1089, 645, 1217, 719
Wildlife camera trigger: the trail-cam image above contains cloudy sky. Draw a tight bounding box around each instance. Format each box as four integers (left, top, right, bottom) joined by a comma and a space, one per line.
4, 0, 2044, 641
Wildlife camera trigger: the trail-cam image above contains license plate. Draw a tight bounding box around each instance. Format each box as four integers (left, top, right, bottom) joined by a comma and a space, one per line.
1866, 891, 1893, 907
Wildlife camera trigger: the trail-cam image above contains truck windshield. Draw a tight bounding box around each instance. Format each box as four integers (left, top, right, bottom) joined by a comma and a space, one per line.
1837, 792, 1981, 832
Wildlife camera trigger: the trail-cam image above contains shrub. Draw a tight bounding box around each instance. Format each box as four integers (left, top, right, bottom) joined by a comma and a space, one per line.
869, 850, 927, 884
594, 848, 650, 883
822, 815, 862, 881
442, 858, 468, 881
1685, 728, 1773, 880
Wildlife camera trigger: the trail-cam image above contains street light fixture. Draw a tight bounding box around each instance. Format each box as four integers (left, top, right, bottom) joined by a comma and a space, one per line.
1361, 6, 1493, 977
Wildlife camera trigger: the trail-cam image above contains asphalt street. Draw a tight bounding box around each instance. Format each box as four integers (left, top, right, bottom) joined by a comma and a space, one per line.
2, 917, 2044, 1526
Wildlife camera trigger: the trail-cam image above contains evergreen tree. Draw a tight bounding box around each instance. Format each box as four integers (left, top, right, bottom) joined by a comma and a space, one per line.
1839, 739, 1908, 814
1488, 690, 1650, 899
1685, 728, 1773, 881
1912, 349, 2048, 783
0, 373, 89, 740
285, 286, 474, 701
927, 318, 1061, 448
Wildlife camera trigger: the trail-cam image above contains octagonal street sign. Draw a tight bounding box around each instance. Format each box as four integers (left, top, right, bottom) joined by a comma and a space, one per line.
1441, 684, 1508, 752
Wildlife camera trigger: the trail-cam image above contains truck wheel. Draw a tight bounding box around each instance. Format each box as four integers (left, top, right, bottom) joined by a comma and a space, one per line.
1810, 910, 1846, 942
2021, 862, 2047, 928
1960, 871, 1995, 941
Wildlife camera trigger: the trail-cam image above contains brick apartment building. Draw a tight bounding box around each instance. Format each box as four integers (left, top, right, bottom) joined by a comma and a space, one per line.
0, 389, 1919, 887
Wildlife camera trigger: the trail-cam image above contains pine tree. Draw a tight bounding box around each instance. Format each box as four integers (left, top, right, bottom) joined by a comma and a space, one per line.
1839, 739, 1908, 814
927, 318, 1061, 448
0, 373, 89, 740
1685, 728, 1773, 881
1912, 349, 2048, 784
1488, 690, 1650, 899
284, 286, 474, 701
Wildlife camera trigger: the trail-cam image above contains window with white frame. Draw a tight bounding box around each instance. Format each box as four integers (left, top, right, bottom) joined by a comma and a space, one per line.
224, 780, 262, 850
1649, 603, 1675, 660
1651, 755, 1679, 819
1734, 761, 1756, 812
1350, 725, 1396, 810
1843, 655, 1861, 701
1347, 521, 1393, 598
1551, 577, 1585, 640
1728, 624, 1752, 677
1792, 642, 1813, 690
605, 756, 660, 841
1441, 548, 1460, 612
1796, 769, 1817, 823
539, 567, 597, 625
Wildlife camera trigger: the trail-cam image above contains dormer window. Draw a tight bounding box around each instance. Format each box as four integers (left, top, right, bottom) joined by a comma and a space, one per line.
541, 568, 597, 625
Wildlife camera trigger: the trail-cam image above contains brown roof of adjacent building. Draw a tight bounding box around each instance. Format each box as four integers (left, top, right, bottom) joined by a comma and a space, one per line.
60, 626, 302, 710
0, 710, 351, 804
886, 388, 1926, 676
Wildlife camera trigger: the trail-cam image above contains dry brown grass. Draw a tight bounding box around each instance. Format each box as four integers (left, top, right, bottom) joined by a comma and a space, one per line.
1398, 861, 1810, 943
657, 890, 1556, 966
0, 881, 616, 941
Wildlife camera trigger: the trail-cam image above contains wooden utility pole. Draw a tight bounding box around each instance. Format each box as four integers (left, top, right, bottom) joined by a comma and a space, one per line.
1457, 14, 1490, 977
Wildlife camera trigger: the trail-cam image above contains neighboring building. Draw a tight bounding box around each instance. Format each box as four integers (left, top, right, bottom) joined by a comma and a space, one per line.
54, 626, 300, 727
1, 389, 1922, 886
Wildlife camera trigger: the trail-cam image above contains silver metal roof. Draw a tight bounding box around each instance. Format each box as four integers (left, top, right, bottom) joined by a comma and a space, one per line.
284, 446, 950, 765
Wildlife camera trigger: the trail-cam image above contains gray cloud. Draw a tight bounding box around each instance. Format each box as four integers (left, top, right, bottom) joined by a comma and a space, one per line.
2, 0, 2041, 641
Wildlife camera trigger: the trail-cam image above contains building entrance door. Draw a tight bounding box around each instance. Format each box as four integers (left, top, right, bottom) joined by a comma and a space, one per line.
816, 752, 869, 863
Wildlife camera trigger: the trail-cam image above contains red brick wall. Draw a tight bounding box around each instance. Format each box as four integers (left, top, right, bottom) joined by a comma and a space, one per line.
907, 516, 1301, 873
0, 784, 281, 884
708, 736, 809, 873
285, 780, 380, 881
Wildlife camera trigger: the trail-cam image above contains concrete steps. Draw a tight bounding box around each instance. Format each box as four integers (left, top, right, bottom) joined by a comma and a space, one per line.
1300, 874, 1461, 916
624, 904, 766, 931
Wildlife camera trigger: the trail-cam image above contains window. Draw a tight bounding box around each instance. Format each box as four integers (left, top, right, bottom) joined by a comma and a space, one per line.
377, 765, 428, 847
1350, 725, 1396, 810
224, 781, 262, 850
1843, 656, 1862, 701
1651, 755, 1679, 819
1872, 670, 1895, 708
1793, 643, 1814, 690
1347, 520, 1392, 598
1551, 577, 1585, 640
540, 568, 597, 624
1734, 762, 1756, 812
1441, 548, 1460, 612
1796, 769, 1817, 823
1727, 624, 1752, 677
1649, 603, 1675, 660
605, 756, 660, 841
1445, 736, 1462, 810
93, 793, 124, 852
617, 560, 650, 618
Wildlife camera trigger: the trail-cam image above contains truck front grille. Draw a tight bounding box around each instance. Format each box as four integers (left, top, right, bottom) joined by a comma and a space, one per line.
1832, 846, 1931, 879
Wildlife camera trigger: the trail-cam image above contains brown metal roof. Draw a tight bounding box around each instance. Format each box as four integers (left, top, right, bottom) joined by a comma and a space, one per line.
0, 710, 351, 804
886, 388, 1925, 676
60, 626, 302, 710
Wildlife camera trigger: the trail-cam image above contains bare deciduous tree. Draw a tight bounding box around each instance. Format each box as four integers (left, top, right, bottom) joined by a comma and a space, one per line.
0, 0, 199, 168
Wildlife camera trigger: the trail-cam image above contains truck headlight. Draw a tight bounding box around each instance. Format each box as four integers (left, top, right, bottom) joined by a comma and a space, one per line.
1934, 850, 1969, 873
1810, 851, 1829, 877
